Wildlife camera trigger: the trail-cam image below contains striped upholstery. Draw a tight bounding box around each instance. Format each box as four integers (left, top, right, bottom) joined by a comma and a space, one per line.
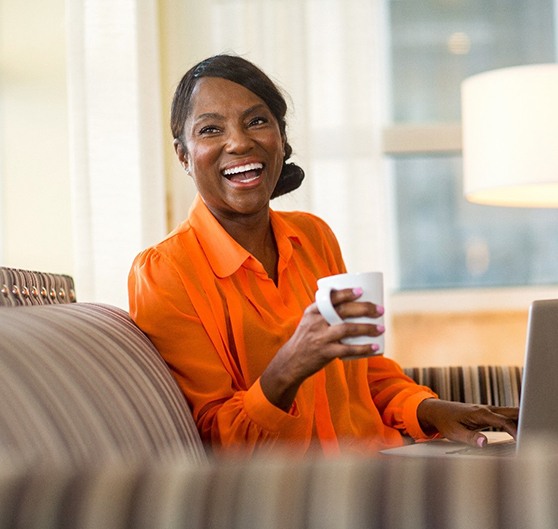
404, 365, 523, 407
0, 266, 76, 306
2, 449, 558, 529
0, 303, 206, 466
0, 271, 535, 528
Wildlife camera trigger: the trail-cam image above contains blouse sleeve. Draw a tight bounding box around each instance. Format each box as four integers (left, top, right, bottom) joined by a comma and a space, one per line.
366, 355, 439, 440
128, 248, 308, 453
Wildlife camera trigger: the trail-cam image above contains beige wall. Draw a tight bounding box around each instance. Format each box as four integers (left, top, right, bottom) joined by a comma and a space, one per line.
157, 0, 205, 229
0, 0, 72, 275
388, 310, 528, 368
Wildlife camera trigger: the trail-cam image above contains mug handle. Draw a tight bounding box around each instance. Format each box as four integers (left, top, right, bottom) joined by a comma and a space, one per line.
315, 286, 344, 325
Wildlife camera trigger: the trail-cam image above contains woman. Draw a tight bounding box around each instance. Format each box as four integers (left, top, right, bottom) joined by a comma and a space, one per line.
128, 54, 518, 456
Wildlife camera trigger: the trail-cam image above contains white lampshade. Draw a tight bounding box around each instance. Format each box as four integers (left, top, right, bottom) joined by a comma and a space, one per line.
462, 64, 558, 207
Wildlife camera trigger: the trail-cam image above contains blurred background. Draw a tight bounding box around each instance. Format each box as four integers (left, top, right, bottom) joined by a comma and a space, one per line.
1, 0, 557, 366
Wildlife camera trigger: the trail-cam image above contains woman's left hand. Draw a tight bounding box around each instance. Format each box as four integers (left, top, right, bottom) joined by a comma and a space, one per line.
416, 398, 519, 448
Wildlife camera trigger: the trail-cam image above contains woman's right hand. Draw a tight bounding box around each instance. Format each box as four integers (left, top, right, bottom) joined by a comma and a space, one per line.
260, 287, 385, 411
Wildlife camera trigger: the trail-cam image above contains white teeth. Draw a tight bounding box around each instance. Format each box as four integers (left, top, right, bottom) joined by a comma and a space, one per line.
223, 163, 263, 176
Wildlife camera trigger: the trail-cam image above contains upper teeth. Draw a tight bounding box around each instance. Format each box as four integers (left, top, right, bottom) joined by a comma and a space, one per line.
223, 163, 263, 176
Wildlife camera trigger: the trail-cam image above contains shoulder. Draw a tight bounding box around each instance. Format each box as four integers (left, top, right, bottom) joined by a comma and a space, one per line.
129, 219, 197, 281
274, 210, 338, 242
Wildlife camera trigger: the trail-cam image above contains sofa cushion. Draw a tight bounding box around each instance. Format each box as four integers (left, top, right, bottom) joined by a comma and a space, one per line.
0, 303, 206, 466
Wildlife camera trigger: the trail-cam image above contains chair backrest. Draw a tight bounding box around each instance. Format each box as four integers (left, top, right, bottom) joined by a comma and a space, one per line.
0, 266, 76, 306
404, 365, 523, 407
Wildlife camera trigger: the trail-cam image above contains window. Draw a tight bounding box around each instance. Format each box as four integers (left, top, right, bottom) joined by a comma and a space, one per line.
385, 0, 558, 291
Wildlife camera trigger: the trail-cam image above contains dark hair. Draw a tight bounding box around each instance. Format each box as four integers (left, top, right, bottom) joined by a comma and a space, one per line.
170, 54, 304, 199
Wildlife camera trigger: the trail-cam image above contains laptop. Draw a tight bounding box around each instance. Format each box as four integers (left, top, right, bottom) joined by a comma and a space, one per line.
381, 299, 558, 458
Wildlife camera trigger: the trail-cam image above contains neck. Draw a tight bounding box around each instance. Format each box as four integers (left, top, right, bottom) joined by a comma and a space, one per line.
217, 209, 279, 284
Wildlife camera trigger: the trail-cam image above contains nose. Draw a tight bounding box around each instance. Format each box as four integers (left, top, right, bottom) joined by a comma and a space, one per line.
225, 126, 254, 153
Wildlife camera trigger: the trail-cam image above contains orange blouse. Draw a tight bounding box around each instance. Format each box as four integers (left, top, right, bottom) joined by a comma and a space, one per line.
128, 195, 436, 456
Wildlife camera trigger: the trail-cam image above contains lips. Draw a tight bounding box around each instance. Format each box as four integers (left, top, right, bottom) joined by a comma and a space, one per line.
222, 162, 264, 183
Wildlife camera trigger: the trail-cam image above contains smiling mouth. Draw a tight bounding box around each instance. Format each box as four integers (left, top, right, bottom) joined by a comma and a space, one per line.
222, 162, 264, 184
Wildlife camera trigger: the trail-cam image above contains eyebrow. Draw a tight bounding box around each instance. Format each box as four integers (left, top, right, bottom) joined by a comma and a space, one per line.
193, 103, 269, 124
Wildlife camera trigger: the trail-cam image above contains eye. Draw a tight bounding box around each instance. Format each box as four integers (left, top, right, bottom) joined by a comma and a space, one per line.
199, 125, 221, 135
248, 116, 268, 127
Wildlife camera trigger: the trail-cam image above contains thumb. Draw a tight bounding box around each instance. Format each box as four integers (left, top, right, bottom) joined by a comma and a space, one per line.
450, 426, 488, 447
471, 431, 488, 448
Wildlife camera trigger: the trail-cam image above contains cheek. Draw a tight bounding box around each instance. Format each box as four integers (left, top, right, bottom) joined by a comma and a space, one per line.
187, 143, 218, 170
263, 132, 285, 161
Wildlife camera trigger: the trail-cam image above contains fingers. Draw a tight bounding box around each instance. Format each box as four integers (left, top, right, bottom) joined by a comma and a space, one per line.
319, 317, 385, 360
325, 318, 385, 341
418, 400, 520, 448
326, 340, 382, 359
487, 406, 520, 421
317, 316, 382, 356
313, 287, 385, 347
293, 304, 378, 366
471, 406, 518, 440
454, 416, 516, 449
329, 288, 385, 319
488, 411, 519, 439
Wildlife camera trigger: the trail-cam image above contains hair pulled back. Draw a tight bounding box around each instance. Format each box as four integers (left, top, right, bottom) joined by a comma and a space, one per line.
170, 54, 304, 199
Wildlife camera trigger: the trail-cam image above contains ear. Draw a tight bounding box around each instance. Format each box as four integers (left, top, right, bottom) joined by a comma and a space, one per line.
173, 139, 189, 171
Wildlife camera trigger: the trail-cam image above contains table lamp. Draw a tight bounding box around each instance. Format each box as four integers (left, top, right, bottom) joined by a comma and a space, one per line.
461, 63, 558, 207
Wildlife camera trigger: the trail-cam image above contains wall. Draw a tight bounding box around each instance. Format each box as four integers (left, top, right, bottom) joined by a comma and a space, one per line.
0, 0, 73, 275
157, 0, 207, 228
388, 311, 528, 367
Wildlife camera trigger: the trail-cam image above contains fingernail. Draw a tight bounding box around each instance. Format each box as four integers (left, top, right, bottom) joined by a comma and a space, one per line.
376, 305, 385, 316
476, 436, 487, 448
371, 343, 380, 352
352, 287, 363, 296
376, 324, 385, 334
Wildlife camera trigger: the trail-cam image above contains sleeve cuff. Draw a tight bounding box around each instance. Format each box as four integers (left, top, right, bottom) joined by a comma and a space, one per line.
243, 378, 300, 434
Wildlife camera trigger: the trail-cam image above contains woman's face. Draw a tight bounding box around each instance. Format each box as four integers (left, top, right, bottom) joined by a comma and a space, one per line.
176, 77, 285, 222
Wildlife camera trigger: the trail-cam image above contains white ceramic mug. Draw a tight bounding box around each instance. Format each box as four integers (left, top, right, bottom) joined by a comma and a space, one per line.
315, 271, 384, 353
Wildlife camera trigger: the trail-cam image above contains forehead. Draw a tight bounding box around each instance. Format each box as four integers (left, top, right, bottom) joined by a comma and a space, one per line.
188, 77, 268, 118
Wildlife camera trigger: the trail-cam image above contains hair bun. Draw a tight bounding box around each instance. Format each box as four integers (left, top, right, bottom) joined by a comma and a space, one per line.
271, 163, 305, 199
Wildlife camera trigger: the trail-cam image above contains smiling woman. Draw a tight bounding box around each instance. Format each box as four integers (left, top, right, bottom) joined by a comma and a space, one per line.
128, 54, 518, 458
175, 77, 287, 227
169, 55, 305, 204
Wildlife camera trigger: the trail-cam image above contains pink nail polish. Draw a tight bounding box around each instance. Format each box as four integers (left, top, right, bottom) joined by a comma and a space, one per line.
371, 343, 380, 352
353, 287, 363, 296
376, 305, 385, 316
376, 325, 385, 334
